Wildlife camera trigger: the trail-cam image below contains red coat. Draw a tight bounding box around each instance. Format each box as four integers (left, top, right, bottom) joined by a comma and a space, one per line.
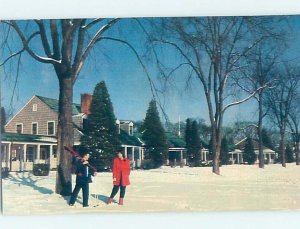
112, 157, 131, 186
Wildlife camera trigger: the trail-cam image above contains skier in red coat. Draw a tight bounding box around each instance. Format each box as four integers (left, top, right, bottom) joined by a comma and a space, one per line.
107, 151, 131, 205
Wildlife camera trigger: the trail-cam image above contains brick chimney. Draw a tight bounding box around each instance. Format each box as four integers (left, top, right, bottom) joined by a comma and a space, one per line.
81, 93, 93, 115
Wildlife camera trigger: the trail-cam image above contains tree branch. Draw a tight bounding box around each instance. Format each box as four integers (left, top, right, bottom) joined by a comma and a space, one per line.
73, 18, 120, 82
82, 18, 104, 30
4, 20, 61, 64
34, 20, 52, 57
0, 31, 39, 66
223, 84, 269, 112
50, 19, 60, 60
96, 36, 170, 123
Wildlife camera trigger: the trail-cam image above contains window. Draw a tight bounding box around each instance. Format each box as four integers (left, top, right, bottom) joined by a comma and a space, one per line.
40, 147, 50, 160
129, 126, 133, 136
16, 124, 23, 134
47, 121, 55, 135
11, 150, 17, 161
32, 104, 37, 111
26, 147, 34, 162
32, 123, 38, 135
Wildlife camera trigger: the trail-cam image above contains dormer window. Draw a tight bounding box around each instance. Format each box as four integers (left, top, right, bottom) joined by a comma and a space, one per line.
129, 125, 133, 136
33, 104, 37, 111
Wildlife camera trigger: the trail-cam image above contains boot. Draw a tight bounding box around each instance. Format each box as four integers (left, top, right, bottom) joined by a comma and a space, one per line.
119, 198, 124, 205
107, 198, 113, 205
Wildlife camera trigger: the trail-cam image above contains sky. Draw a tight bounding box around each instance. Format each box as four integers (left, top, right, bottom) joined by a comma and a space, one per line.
1, 16, 300, 126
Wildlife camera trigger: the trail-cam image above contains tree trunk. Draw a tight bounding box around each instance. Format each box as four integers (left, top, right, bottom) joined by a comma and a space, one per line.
295, 136, 300, 165
279, 129, 286, 167
258, 94, 264, 168
55, 76, 74, 195
212, 126, 221, 175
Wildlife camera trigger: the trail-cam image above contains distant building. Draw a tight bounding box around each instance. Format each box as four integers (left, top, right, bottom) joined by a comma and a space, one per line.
229, 137, 276, 164
134, 131, 209, 166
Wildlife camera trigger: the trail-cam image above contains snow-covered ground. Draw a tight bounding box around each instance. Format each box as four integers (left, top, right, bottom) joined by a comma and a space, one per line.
3, 164, 300, 215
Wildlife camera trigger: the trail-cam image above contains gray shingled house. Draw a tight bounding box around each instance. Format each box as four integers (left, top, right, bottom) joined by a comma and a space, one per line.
2, 95, 144, 171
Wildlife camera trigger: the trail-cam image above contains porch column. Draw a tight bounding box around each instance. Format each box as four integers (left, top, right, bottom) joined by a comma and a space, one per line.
133, 147, 135, 161
50, 145, 53, 157
8, 143, 12, 171
138, 147, 142, 166
49, 145, 54, 169
124, 146, 128, 158
180, 150, 183, 162
23, 144, 27, 171
237, 153, 240, 164
37, 144, 41, 163
141, 148, 144, 161
1, 145, 5, 167
23, 144, 27, 162
131, 147, 135, 168
204, 150, 207, 161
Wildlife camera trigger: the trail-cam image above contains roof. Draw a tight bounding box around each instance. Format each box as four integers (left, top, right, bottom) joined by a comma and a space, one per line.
134, 132, 189, 148
120, 120, 133, 124
235, 137, 271, 151
36, 95, 81, 115
165, 132, 186, 148
119, 129, 142, 146
2, 132, 57, 143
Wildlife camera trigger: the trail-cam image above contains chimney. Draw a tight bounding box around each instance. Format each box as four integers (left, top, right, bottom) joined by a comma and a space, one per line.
81, 93, 93, 115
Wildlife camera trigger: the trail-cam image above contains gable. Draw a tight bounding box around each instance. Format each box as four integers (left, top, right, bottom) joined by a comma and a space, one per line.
36, 95, 81, 115
5, 96, 58, 134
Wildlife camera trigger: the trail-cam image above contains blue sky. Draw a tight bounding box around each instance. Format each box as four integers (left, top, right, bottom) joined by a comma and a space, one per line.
1, 16, 300, 125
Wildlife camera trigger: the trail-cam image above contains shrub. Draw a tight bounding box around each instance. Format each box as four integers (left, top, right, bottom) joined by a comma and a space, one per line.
33, 164, 50, 176
141, 159, 155, 170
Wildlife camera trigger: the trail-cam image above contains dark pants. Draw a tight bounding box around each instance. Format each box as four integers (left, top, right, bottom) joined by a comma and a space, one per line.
110, 185, 126, 198
69, 182, 89, 206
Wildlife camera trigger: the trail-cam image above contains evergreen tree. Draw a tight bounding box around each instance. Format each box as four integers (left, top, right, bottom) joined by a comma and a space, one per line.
243, 137, 256, 165
220, 137, 229, 165
190, 120, 202, 166
1, 107, 6, 133
262, 128, 274, 150
80, 81, 121, 170
286, 144, 294, 163
141, 100, 168, 168
185, 119, 192, 163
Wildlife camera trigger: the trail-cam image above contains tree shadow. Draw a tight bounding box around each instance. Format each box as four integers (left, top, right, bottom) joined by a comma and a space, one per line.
8, 172, 54, 195
91, 194, 116, 204
63, 193, 84, 205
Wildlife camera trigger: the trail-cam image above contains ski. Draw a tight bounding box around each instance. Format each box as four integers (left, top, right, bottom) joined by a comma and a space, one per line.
64, 146, 97, 172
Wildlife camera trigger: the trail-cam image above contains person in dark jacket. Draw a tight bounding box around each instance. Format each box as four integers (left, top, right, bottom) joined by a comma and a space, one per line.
107, 151, 131, 205
69, 152, 97, 207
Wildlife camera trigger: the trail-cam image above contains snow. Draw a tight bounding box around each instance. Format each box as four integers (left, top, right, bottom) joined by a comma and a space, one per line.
3, 164, 300, 215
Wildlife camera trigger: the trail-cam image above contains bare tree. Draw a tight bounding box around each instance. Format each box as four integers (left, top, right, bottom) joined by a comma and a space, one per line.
265, 63, 300, 167
233, 39, 282, 168
288, 93, 300, 165
0, 19, 123, 195
144, 16, 279, 174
